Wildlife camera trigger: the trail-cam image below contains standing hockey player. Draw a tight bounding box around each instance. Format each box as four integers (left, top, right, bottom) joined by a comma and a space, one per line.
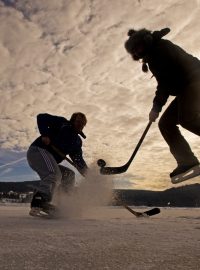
27, 112, 88, 217
124, 27, 200, 182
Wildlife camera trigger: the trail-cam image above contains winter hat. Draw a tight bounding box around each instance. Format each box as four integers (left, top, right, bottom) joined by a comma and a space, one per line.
125, 28, 170, 60
124, 27, 170, 71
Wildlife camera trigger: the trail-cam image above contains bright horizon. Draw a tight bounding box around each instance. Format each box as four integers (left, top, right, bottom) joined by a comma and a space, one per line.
1, 0, 200, 190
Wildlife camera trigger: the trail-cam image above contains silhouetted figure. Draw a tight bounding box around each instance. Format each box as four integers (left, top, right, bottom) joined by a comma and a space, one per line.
27, 112, 88, 217
125, 27, 200, 179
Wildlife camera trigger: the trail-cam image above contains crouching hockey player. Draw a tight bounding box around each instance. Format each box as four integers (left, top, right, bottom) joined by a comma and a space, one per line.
27, 112, 88, 218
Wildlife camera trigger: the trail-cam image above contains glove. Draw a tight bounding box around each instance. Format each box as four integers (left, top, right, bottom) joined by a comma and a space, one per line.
149, 109, 159, 122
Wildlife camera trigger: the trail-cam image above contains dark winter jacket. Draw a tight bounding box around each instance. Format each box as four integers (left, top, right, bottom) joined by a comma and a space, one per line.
31, 113, 87, 174
145, 39, 200, 112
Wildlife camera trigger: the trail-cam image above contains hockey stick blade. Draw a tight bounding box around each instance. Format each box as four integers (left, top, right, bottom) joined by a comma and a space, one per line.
143, 207, 160, 217
100, 164, 128, 175
124, 205, 160, 217
98, 122, 152, 175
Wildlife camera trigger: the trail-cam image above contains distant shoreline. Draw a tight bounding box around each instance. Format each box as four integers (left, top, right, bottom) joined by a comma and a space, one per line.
1, 181, 200, 207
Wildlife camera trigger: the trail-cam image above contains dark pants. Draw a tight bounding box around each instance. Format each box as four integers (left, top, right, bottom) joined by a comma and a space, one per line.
158, 82, 200, 166
27, 146, 75, 202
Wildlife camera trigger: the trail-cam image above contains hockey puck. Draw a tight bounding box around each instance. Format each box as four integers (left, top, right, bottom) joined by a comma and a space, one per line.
97, 159, 106, 167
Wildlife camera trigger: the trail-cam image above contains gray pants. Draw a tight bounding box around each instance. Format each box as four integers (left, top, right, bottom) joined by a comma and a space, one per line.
158, 81, 200, 166
27, 146, 75, 201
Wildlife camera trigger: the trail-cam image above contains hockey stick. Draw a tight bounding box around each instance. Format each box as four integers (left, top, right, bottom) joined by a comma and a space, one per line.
50, 144, 85, 177
97, 121, 152, 175
123, 204, 160, 217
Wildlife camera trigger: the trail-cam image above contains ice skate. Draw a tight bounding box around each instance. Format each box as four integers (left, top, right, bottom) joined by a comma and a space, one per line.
29, 192, 60, 219
171, 164, 200, 184
29, 203, 60, 219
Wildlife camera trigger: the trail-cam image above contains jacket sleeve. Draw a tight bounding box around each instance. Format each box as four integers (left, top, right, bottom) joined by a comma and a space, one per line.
152, 85, 169, 112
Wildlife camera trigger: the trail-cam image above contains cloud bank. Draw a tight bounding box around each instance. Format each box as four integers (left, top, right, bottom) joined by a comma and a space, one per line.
0, 0, 200, 189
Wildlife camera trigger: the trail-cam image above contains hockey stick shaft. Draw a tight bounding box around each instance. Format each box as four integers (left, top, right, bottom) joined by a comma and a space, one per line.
125, 121, 152, 167
50, 144, 85, 177
100, 121, 152, 174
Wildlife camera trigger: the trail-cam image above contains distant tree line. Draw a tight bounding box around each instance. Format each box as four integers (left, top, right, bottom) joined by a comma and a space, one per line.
1, 181, 200, 207
114, 184, 200, 207
0, 180, 39, 193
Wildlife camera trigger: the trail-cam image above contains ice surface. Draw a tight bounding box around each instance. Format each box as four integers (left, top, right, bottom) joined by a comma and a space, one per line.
0, 205, 200, 270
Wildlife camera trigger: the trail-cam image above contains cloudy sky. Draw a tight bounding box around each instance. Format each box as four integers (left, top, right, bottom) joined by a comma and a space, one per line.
0, 0, 200, 190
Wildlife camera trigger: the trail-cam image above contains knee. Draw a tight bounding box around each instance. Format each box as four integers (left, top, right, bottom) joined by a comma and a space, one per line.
158, 117, 164, 133
64, 169, 75, 180
158, 116, 169, 134
48, 170, 62, 184
158, 115, 177, 135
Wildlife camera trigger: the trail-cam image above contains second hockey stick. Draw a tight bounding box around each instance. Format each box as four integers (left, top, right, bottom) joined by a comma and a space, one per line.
97, 121, 152, 175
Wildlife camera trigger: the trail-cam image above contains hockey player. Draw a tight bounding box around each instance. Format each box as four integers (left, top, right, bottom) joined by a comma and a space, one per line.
27, 112, 88, 217
125, 27, 200, 182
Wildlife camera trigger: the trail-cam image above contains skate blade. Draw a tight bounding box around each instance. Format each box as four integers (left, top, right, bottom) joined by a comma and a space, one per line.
171, 165, 200, 184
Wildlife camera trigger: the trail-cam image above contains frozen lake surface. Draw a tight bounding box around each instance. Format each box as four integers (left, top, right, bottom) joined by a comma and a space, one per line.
0, 204, 200, 270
